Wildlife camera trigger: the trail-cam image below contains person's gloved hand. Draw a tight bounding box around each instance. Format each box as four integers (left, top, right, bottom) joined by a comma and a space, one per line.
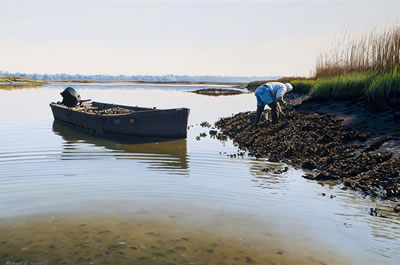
277, 105, 285, 116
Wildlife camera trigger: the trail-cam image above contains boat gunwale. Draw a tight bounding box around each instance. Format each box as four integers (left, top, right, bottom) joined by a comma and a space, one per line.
49, 101, 190, 118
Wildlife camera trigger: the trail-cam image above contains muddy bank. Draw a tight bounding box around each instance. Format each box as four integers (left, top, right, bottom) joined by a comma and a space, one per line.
298, 99, 400, 151
215, 106, 400, 201
189, 88, 246, 96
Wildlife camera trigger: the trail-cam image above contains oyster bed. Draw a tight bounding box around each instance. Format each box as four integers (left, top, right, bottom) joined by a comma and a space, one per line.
190, 88, 245, 96
215, 110, 400, 200
78, 106, 134, 115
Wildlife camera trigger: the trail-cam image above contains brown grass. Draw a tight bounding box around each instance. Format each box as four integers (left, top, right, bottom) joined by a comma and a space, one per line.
316, 25, 400, 78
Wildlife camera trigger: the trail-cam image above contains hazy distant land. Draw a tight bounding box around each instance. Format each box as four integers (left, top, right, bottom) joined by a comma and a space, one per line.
0, 71, 280, 84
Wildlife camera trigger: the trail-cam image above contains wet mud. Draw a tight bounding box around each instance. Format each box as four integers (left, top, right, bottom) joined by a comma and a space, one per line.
298, 99, 400, 150
215, 108, 400, 201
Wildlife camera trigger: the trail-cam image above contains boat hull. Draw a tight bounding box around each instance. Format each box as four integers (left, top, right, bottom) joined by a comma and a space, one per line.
50, 102, 190, 138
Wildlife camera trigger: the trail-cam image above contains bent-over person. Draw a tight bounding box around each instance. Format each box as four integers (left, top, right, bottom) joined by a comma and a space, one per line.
254, 82, 293, 125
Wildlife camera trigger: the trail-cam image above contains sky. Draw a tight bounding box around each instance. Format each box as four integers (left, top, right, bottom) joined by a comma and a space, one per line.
0, 0, 399, 77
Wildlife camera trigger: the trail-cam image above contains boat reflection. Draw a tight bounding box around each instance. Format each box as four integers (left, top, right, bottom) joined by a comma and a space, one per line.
52, 120, 189, 173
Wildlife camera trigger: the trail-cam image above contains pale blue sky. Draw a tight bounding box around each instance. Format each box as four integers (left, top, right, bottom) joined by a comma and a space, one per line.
1, 0, 399, 77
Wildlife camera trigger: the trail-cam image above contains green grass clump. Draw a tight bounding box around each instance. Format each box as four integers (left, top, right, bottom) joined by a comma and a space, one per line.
310, 72, 372, 101
291, 80, 315, 94
367, 68, 400, 103
310, 69, 400, 103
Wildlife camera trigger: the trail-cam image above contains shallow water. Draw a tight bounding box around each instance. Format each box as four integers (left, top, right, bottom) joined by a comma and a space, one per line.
0, 83, 399, 265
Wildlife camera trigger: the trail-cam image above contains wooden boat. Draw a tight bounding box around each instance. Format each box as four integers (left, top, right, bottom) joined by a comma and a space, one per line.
49, 101, 190, 138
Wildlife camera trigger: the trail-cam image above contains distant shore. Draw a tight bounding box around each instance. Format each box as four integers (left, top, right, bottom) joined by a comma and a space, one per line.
49, 79, 246, 87
0, 76, 46, 87
0, 76, 248, 87
0, 77, 250, 91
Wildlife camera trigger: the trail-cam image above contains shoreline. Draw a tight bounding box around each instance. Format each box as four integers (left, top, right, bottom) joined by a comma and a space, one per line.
0, 77, 46, 88
0, 77, 246, 88
0, 81, 45, 86
49, 79, 246, 86
215, 94, 400, 210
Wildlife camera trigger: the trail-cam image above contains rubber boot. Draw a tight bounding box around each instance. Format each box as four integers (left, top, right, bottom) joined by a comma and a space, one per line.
269, 102, 279, 124
254, 105, 264, 125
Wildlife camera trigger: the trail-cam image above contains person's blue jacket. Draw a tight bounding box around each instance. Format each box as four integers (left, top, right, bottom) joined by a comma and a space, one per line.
255, 82, 293, 106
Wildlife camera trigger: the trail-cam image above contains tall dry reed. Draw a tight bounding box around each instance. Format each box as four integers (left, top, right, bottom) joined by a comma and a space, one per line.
316, 25, 400, 78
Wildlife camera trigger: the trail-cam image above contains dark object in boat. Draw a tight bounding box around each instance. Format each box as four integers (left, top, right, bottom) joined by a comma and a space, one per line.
61, 87, 81, 107
50, 100, 190, 139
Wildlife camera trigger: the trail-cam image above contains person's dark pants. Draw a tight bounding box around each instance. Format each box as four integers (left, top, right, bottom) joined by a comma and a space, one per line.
268, 101, 279, 124
254, 101, 279, 125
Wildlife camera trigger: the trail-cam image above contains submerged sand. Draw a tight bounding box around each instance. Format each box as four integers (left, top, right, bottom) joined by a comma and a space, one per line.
0, 213, 351, 265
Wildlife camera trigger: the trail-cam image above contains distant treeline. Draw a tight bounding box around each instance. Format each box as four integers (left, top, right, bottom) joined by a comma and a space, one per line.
0, 71, 279, 83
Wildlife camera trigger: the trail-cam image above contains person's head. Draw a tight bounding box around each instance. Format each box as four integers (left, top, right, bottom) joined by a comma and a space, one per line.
285, 83, 293, 92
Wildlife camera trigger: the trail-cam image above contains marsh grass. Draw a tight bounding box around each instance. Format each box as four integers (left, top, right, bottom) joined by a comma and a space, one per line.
310, 69, 400, 103
0, 76, 45, 90
310, 72, 371, 100
0, 76, 44, 83
368, 67, 400, 103
310, 24, 400, 104
291, 80, 315, 94
316, 25, 400, 78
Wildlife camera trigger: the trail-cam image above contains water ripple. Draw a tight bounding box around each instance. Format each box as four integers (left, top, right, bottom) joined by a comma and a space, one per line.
1, 86, 400, 265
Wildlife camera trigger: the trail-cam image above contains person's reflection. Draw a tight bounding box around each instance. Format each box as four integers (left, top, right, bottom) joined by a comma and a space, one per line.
52, 121, 189, 174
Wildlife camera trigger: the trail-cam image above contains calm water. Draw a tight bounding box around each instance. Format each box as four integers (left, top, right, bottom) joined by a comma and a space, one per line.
0, 83, 399, 265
